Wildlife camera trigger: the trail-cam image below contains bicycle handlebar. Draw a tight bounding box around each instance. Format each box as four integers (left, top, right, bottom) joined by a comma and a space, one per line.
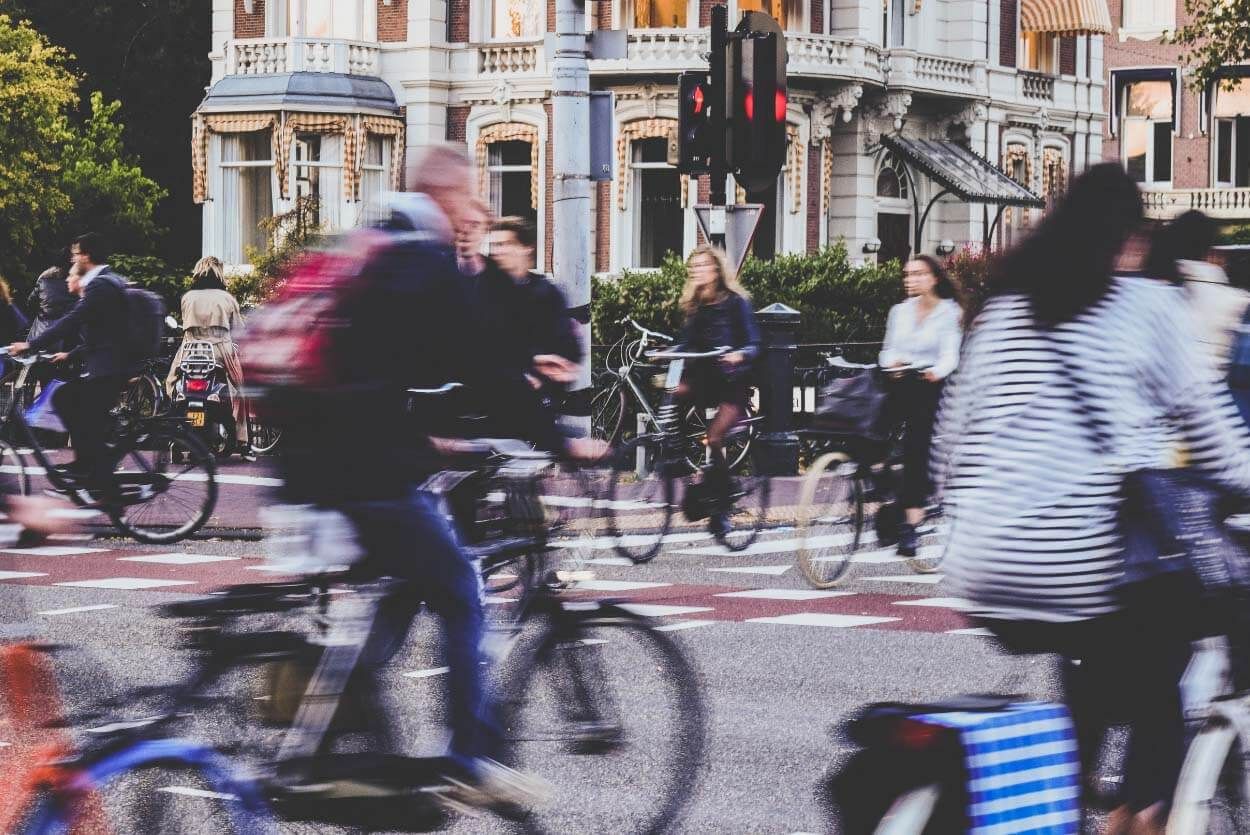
624, 318, 674, 343
646, 346, 731, 361
407, 382, 465, 396
0, 348, 63, 365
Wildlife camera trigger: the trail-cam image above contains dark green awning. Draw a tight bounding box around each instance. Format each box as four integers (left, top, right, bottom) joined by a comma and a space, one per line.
882, 135, 1045, 208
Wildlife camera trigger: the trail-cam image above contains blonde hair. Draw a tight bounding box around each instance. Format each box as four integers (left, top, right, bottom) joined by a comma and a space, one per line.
0, 276, 11, 307
192, 256, 224, 283
680, 245, 749, 316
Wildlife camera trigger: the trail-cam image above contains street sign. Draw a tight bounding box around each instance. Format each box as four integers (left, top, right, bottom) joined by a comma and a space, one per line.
589, 91, 614, 182
693, 203, 764, 274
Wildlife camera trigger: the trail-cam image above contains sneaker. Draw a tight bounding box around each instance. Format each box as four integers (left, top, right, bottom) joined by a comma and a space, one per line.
429, 759, 550, 815
896, 522, 918, 558
709, 513, 729, 539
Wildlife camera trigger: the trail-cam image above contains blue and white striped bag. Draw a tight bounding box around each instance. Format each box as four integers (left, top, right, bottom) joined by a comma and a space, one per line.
914, 701, 1080, 835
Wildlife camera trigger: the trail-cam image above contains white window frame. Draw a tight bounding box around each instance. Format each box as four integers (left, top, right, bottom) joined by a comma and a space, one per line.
1121, 81, 1174, 188
622, 0, 697, 30
1212, 79, 1250, 188
1119, 0, 1175, 42
216, 132, 277, 266
358, 134, 392, 227
292, 132, 346, 231
478, 0, 547, 41
734, 0, 806, 32
278, 0, 375, 40
1018, 31, 1059, 74
486, 140, 535, 217
630, 137, 683, 269
883, 0, 907, 48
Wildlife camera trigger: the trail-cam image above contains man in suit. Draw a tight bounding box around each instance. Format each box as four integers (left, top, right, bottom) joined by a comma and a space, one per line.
10, 233, 129, 489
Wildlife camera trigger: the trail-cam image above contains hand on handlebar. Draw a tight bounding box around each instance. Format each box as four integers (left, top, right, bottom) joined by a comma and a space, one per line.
565, 437, 609, 463
533, 353, 580, 384
720, 351, 746, 369
7, 342, 29, 356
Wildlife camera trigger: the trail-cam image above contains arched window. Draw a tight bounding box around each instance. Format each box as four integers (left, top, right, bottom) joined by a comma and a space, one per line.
875, 153, 911, 265
876, 154, 909, 200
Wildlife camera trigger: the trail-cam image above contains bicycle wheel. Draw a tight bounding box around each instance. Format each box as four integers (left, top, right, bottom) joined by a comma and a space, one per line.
249, 422, 282, 455
118, 374, 162, 420
0, 440, 29, 496
714, 464, 771, 552
496, 604, 705, 835
591, 374, 626, 444
796, 452, 864, 588
107, 423, 218, 544
682, 404, 756, 473
605, 438, 674, 564
1171, 714, 1250, 834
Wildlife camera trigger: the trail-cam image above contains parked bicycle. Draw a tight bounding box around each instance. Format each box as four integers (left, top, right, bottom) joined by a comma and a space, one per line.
796, 358, 942, 588
593, 318, 760, 473
0, 350, 217, 544
604, 345, 770, 562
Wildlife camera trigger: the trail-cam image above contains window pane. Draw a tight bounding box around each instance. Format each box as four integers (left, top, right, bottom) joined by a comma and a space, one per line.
490, 169, 536, 224
304, 0, 332, 36
366, 135, 384, 167
876, 167, 900, 198
494, 0, 543, 37
739, 0, 787, 28
241, 166, 273, 256
1216, 80, 1250, 119
635, 137, 668, 164
1126, 80, 1172, 120
633, 0, 688, 27
1124, 120, 1148, 182
637, 168, 683, 268
1219, 120, 1233, 184
1152, 121, 1172, 182
491, 140, 532, 167
890, 0, 905, 45
1238, 118, 1250, 188
231, 130, 271, 163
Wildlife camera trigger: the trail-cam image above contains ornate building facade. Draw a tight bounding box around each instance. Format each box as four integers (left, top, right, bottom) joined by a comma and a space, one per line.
195, 0, 1109, 271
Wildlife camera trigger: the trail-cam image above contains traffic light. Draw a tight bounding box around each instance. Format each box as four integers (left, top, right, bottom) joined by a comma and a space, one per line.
676, 71, 712, 174
727, 18, 788, 192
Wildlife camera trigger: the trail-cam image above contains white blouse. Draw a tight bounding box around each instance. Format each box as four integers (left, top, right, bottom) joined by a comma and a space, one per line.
878, 297, 963, 380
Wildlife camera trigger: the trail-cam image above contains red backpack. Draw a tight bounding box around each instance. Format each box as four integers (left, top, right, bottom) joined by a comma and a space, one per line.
239, 228, 396, 415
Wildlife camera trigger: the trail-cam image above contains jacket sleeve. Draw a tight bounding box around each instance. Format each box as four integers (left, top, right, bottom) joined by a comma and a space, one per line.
737, 295, 761, 364
547, 284, 584, 365
931, 304, 963, 380
879, 304, 904, 368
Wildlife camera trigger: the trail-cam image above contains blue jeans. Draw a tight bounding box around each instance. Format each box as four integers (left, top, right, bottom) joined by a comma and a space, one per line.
344, 490, 493, 767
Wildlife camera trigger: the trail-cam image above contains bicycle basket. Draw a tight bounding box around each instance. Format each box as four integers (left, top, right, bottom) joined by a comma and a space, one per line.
812, 369, 888, 440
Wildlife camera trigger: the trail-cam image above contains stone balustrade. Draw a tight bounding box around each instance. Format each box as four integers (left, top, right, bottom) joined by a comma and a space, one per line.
1019, 70, 1056, 101
227, 38, 380, 76
1143, 187, 1250, 220
478, 41, 542, 74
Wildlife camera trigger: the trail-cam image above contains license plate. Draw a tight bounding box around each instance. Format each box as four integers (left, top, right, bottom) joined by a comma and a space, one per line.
187, 411, 205, 428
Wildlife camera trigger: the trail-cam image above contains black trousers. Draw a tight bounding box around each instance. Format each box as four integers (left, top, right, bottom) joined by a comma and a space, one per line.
53, 374, 123, 483
883, 376, 943, 510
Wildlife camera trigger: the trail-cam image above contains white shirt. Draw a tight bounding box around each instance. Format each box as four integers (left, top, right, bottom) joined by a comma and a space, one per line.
878, 297, 962, 379
1179, 259, 1250, 373
79, 264, 108, 289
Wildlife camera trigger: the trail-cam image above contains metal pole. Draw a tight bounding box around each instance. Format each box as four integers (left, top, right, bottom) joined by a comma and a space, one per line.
709, 4, 729, 249
553, 0, 592, 435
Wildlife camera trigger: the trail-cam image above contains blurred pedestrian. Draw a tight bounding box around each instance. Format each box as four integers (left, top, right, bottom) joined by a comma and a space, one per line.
878, 254, 962, 556
26, 267, 74, 349
1144, 210, 1249, 373
933, 163, 1250, 831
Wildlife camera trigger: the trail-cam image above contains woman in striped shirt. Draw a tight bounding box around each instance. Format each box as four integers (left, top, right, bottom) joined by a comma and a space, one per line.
932, 163, 1250, 831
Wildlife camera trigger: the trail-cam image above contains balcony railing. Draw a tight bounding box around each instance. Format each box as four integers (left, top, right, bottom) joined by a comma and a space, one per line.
886, 50, 981, 96
1019, 70, 1056, 101
1143, 187, 1250, 220
478, 41, 542, 74
226, 37, 381, 76
624, 28, 707, 65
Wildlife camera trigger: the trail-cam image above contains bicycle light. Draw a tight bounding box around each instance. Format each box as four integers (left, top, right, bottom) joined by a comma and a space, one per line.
890, 718, 953, 751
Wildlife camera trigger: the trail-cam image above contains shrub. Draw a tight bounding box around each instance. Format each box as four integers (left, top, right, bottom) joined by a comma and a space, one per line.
592, 243, 902, 351
110, 254, 189, 309
943, 245, 992, 329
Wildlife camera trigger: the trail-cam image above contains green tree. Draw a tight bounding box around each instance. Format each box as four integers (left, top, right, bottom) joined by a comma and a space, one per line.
1167, 0, 1250, 90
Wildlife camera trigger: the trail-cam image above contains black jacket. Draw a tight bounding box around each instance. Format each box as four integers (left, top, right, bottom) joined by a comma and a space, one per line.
470, 262, 582, 375
26, 273, 75, 346
679, 293, 762, 367
30, 269, 128, 379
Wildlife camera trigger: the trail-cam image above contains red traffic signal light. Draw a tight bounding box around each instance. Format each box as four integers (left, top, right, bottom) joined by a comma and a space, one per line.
727, 13, 788, 193
677, 71, 712, 174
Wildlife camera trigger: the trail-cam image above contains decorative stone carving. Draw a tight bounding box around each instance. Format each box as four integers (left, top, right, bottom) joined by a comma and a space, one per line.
862, 91, 912, 149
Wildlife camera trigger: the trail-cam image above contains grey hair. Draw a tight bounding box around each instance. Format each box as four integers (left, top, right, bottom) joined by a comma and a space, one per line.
406, 143, 472, 195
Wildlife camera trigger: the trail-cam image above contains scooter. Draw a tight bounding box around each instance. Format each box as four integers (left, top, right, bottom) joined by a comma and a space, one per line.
168, 316, 237, 457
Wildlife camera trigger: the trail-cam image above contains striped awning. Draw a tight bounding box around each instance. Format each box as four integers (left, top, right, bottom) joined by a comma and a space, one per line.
1020, 0, 1111, 35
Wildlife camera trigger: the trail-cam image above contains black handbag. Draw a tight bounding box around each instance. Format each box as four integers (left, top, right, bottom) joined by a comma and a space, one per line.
813, 369, 888, 440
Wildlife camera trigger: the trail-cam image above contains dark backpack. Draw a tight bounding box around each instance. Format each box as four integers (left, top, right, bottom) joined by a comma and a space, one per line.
122, 284, 167, 364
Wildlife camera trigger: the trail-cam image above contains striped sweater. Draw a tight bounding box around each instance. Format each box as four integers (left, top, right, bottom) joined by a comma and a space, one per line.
932, 276, 1250, 622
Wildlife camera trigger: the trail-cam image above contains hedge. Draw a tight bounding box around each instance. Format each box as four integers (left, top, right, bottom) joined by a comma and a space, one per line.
592, 243, 903, 352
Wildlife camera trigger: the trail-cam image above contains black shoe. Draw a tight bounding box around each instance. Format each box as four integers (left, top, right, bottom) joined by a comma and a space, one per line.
897, 522, 918, 558
709, 513, 729, 539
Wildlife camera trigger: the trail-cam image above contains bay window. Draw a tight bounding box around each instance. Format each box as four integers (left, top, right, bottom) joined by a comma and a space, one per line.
1122, 80, 1173, 186
360, 135, 392, 226
293, 133, 342, 231
268, 0, 373, 40
219, 131, 274, 265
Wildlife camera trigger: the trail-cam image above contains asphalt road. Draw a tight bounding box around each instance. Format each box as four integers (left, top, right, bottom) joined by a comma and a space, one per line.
0, 521, 1066, 834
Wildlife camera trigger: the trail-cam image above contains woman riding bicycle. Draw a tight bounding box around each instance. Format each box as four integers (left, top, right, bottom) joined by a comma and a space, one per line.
675, 245, 760, 532
166, 256, 251, 455
933, 163, 1250, 832
878, 254, 962, 557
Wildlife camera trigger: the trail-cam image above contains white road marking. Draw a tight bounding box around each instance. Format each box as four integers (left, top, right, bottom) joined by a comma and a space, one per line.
403, 667, 450, 679
0, 464, 283, 488
893, 597, 974, 611
715, 589, 856, 601
619, 603, 715, 618
119, 553, 240, 565
0, 570, 48, 580
653, 620, 716, 632
584, 557, 635, 567
947, 627, 994, 637
572, 579, 671, 591
157, 785, 238, 801
863, 574, 945, 585
0, 546, 106, 557
553, 532, 712, 551
55, 577, 197, 590
708, 564, 792, 576
38, 604, 118, 616
746, 613, 900, 628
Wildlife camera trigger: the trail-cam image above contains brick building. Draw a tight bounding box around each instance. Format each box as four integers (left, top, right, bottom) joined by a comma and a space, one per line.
193, 0, 1112, 272
1102, 0, 1250, 221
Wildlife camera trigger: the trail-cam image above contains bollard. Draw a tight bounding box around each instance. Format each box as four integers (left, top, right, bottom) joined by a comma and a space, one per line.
635, 412, 649, 477
754, 302, 801, 476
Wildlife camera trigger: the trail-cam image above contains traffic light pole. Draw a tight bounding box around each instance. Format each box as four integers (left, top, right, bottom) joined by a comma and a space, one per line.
708, 4, 729, 248
552, 0, 592, 435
